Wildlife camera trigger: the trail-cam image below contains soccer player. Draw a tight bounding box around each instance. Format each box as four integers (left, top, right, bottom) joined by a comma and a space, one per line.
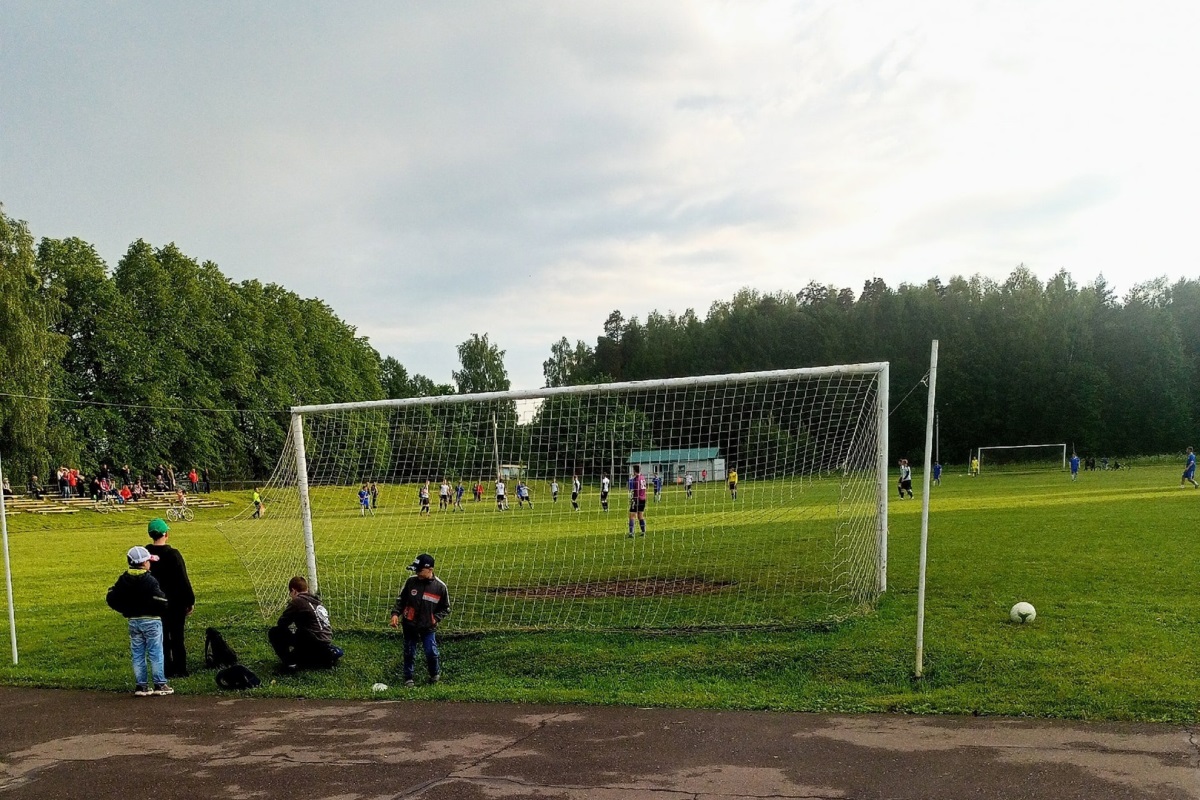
932, 462, 942, 486
1069, 453, 1080, 481
439, 478, 450, 510
419, 481, 431, 514
454, 481, 465, 511
600, 473, 610, 512
652, 472, 663, 502
495, 477, 507, 510
359, 485, 373, 516
685, 473, 693, 498
1182, 447, 1198, 488
571, 473, 581, 511
898, 459, 913, 499
551, 479, 559, 503
970, 456, 980, 477
627, 465, 648, 537
728, 468, 738, 500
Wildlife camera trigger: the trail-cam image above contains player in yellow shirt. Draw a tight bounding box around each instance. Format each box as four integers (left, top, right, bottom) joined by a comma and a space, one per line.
728, 468, 738, 500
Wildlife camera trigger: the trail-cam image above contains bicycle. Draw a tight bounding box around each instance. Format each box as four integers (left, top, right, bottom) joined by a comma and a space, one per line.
166, 503, 195, 522
93, 495, 123, 514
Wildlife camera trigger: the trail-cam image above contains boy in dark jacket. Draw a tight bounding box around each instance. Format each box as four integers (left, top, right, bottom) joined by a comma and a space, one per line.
106, 546, 173, 696
390, 553, 451, 687
267, 576, 341, 670
146, 518, 195, 678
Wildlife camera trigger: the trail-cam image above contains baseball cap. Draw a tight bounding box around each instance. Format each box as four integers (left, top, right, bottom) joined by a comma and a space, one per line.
406, 553, 435, 571
127, 546, 159, 566
148, 518, 170, 538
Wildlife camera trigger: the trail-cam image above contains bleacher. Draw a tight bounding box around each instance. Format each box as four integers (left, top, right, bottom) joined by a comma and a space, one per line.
1, 491, 229, 516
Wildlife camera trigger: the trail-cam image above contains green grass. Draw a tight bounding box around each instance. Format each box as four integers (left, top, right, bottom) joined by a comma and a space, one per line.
1, 464, 1197, 721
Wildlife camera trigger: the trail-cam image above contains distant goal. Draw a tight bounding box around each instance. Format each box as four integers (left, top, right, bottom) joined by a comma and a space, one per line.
221, 364, 891, 633
976, 443, 1067, 474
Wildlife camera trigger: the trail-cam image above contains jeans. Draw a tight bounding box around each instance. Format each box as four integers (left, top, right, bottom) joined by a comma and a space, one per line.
403, 628, 440, 679
129, 618, 165, 687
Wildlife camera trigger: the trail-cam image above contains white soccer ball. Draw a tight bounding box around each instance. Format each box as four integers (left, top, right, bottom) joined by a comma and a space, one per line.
1009, 602, 1036, 624
371, 682, 389, 692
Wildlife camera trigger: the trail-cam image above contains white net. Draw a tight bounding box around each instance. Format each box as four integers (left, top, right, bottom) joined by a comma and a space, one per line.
222, 366, 888, 632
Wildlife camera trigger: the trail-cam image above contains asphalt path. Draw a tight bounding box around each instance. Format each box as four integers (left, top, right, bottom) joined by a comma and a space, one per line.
0, 687, 1196, 799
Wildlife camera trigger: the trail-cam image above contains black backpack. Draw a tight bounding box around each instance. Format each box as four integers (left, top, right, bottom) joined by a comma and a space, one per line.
216, 664, 261, 690
204, 627, 239, 669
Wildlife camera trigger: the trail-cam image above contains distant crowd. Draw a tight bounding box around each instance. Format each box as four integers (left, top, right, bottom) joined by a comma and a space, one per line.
18, 463, 213, 504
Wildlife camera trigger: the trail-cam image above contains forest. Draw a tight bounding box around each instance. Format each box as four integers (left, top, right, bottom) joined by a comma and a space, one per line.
3, 203, 1198, 482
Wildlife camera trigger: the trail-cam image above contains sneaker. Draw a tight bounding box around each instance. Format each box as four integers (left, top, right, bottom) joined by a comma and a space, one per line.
404, 679, 415, 688
430, 673, 440, 684
153, 684, 174, 696
134, 685, 152, 697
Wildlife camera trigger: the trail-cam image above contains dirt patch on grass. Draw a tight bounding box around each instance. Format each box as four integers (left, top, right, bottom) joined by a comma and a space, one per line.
487, 577, 736, 599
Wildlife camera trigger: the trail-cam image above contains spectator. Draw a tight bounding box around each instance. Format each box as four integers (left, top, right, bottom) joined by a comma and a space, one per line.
105, 545, 172, 696
201, 467, 211, 494
132, 480, 146, 502
27, 475, 44, 500
2, 477, 11, 497
390, 553, 450, 687
119, 484, 132, 504
188, 468, 199, 493
268, 576, 341, 670
146, 518, 195, 679
121, 464, 132, 487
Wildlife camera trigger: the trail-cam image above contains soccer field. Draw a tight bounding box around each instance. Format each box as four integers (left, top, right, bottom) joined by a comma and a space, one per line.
1, 462, 1197, 721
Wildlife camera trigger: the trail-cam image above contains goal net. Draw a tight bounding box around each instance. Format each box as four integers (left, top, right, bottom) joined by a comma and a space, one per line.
221, 364, 889, 633
976, 443, 1067, 474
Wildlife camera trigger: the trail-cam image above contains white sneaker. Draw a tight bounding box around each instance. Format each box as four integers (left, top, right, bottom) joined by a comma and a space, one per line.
153, 684, 174, 696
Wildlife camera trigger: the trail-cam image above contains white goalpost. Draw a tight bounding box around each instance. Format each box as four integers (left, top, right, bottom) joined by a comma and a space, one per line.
976, 443, 1067, 473
221, 363, 890, 633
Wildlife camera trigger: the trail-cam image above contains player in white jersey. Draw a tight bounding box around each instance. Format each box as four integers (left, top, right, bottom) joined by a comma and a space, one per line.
600, 473, 610, 512
571, 474, 581, 511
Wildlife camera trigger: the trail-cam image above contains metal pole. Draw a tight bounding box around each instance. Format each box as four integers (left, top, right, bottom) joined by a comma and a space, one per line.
915, 340, 939, 677
291, 414, 319, 595
877, 363, 889, 593
491, 413, 501, 480
0, 452, 17, 664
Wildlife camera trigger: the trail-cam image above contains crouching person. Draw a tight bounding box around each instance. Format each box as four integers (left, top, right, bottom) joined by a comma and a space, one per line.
390, 553, 451, 687
268, 576, 342, 670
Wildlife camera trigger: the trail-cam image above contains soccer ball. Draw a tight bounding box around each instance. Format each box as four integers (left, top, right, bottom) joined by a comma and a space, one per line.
371, 682, 389, 692
1009, 602, 1036, 624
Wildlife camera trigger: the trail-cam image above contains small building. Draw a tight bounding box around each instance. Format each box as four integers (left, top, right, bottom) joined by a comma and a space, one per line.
628, 448, 726, 483
498, 463, 525, 481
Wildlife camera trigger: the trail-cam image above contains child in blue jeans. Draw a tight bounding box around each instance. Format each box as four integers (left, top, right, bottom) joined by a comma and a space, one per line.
106, 546, 173, 696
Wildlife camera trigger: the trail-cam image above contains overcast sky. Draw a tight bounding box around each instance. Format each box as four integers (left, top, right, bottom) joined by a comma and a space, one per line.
4, 2, 1198, 391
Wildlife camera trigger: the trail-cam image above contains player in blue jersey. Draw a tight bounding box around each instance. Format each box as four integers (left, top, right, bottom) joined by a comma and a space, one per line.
627, 465, 648, 537
1182, 447, 1198, 488
652, 472, 663, 502
359, 485, 373, 516
1069, 453, 1080, 481
932, 462, 942, 486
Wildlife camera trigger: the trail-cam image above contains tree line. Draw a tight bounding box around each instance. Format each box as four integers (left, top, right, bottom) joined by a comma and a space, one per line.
4, 202, 1198, 483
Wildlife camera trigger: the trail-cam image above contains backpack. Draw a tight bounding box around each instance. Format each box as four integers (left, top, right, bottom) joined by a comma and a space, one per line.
215, 664, 261, 690
204, 627, 239, 669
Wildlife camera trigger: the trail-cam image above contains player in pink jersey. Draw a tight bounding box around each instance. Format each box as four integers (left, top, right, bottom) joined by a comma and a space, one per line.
627, 464, 648, 538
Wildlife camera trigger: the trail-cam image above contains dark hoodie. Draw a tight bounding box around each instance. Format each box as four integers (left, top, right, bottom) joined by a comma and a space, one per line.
275, 591, 332, 644
146, 542, 195, 611
391, 574, 451, 633
106, 569, 169, 619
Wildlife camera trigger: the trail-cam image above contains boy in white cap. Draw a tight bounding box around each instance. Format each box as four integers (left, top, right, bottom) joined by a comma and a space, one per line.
389, 553, 451, 687
106, 546, 172, 696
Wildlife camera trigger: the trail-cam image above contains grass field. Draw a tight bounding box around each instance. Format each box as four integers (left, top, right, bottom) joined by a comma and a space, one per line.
1, 462, 1197, 722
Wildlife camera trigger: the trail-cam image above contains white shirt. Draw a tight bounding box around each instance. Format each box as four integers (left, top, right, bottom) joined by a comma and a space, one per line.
601, 477, 610, 493
496, 481, 506, 496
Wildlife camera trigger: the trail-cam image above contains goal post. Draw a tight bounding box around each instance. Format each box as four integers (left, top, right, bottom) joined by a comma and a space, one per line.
223, 363, 890, 633
976, 443, 1068, 474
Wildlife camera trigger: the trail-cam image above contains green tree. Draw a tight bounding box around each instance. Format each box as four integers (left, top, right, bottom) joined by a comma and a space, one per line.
454, 333, 510, 394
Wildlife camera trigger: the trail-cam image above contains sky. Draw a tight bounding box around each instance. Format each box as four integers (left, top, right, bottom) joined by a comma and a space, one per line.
4, 2, 1199, 391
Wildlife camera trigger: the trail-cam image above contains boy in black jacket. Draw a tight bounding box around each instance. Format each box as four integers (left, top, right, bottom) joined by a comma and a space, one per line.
146, 518, 195, 678
268, 576, 342, 670
390, 553, 451, 687
106, 546, 172, 696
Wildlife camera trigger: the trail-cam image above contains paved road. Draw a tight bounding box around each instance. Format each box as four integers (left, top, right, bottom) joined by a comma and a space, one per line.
0, 687, 1195, 799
